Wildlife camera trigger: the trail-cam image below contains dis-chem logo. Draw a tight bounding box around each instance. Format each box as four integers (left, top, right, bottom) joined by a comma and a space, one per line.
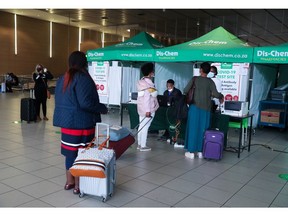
189, 40, 228, 46
88, 52, 104, 57
256, 50, 288, 58
115, 42, 143, 47
156, 50, 179, 57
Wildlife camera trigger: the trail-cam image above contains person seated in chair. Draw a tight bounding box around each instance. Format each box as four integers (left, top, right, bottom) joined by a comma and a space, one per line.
6, 73, 19, 92
161, 79, 183, 140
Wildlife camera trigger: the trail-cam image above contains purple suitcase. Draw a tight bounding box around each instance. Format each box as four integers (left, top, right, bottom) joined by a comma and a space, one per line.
203, 129, 224, 160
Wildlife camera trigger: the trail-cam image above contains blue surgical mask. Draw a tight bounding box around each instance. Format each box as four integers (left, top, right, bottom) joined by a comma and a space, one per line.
207, 72, 214, 78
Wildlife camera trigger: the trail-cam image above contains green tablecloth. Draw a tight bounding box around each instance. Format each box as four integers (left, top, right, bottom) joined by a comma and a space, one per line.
126, 103, 186, 139
125, 103, 230, 143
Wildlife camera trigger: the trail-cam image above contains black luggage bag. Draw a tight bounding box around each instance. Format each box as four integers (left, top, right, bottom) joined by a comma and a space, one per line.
20, 98, 37, 123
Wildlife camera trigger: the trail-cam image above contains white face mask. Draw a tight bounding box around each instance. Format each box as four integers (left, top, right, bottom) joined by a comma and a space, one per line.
168, 88, 173, 92
207, 72, 214, 78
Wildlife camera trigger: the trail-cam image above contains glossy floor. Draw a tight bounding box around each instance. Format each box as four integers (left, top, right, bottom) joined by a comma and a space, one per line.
0, 91, 288, 208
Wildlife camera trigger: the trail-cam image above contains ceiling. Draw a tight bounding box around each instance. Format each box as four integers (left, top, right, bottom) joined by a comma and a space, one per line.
2, 9, 288, 47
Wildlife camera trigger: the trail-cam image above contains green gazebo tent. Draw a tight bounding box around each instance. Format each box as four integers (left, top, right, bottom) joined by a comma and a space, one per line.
86, 31, 164, 62
154, 26, 254, 63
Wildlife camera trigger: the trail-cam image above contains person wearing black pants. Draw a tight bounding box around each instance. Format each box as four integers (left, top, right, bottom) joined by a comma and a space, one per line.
32, 64, 53, 121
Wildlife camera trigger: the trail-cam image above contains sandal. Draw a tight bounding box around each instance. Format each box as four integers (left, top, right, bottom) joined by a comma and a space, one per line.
73, 188, 80, 194
64, 183, 75, 190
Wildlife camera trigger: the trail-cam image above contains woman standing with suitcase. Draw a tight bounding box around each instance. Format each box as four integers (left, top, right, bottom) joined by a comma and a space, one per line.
183, 62, 224, 159
53, 51, 108, 194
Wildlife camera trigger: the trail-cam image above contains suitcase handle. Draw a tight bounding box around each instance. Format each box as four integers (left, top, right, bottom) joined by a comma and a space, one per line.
96, 123, 110, 148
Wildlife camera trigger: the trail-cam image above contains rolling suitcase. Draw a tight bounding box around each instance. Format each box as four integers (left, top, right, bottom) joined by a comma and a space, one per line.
97, 118, 152, 159
1, 82, 6, 93
109, 134, 135, 159
203, 129, 224, 160
20, 98, 37, 123
78, 152, 116, 202
75, 123, 116, 202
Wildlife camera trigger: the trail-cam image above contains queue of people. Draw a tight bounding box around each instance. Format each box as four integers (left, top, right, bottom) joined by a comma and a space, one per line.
135, 61, 223, 160
9, 56, 223, 194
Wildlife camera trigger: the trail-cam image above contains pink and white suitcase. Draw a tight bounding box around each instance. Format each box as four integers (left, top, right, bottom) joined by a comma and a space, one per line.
78, 123, 116, 202
79, 153, 116, 202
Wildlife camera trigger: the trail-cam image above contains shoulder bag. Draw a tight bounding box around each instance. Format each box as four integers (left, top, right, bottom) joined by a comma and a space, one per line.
186, 76, 197, 105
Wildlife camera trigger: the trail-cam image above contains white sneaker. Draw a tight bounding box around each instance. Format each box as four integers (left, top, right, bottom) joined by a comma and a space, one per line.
174, 143, 184, 148
140, 146, 151, 152
185, 152, 195, 159
137, 145, 140, 150
197, 152, 203, 159
166, 139, 170, 143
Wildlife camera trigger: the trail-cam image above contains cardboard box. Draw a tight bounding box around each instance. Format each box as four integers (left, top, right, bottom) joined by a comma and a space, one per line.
260, 109, 283, 124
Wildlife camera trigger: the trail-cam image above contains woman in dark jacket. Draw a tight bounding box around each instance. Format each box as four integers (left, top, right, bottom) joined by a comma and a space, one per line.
53, 51, 107, 194
33, 64, 54, 121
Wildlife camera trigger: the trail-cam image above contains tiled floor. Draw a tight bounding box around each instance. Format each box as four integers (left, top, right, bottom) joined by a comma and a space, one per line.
0, 91, 288, 208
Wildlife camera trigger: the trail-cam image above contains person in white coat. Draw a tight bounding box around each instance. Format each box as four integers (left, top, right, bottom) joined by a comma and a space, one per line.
136, 62, 159, 152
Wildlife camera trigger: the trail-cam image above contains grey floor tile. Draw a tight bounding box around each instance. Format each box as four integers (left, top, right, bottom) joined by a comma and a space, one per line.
0, 182, 14, 194
103, 188, 140, 207
206, 177, 244, 193
0, 190, 35, 207
217, 170, 254, 184
192, 185, 235, 205
179, 170, 216, 185
138, 171, 175, 185
19, 180, 63, 198
1, 173, 44, 189
0, 155, 34, 166
237, 185, 279, 204
117, 166, 151, 178
174, 194, 221, 207
271, 193, 288, 207
223, 194, 270, 207
0, 167, 25, 180
118, 178, 159, 195
247, 177, 285, 193
71, 197, 113, 207
144, 186, 188, 206
154, 164, 188, 177
13, 160, 52, 172
163, 178, 203, 194
39, 190, 88, 207
133, 160, 165, 171
18, 199, 53, 207
1, 92, 288, 207
123, 196, 169, 207
30, 166, 65, 179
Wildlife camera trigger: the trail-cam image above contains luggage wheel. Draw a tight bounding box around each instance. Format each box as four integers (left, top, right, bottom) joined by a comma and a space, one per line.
102, 197, 106, 202
79, 193, 84, 198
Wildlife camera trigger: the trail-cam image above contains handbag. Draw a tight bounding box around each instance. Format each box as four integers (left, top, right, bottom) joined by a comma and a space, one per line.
47, 90, 51, 99
69, 138, 114, 178
186, 76, 197, 105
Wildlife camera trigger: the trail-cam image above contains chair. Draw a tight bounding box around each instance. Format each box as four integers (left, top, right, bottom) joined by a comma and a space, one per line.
228, 118, 249, 146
